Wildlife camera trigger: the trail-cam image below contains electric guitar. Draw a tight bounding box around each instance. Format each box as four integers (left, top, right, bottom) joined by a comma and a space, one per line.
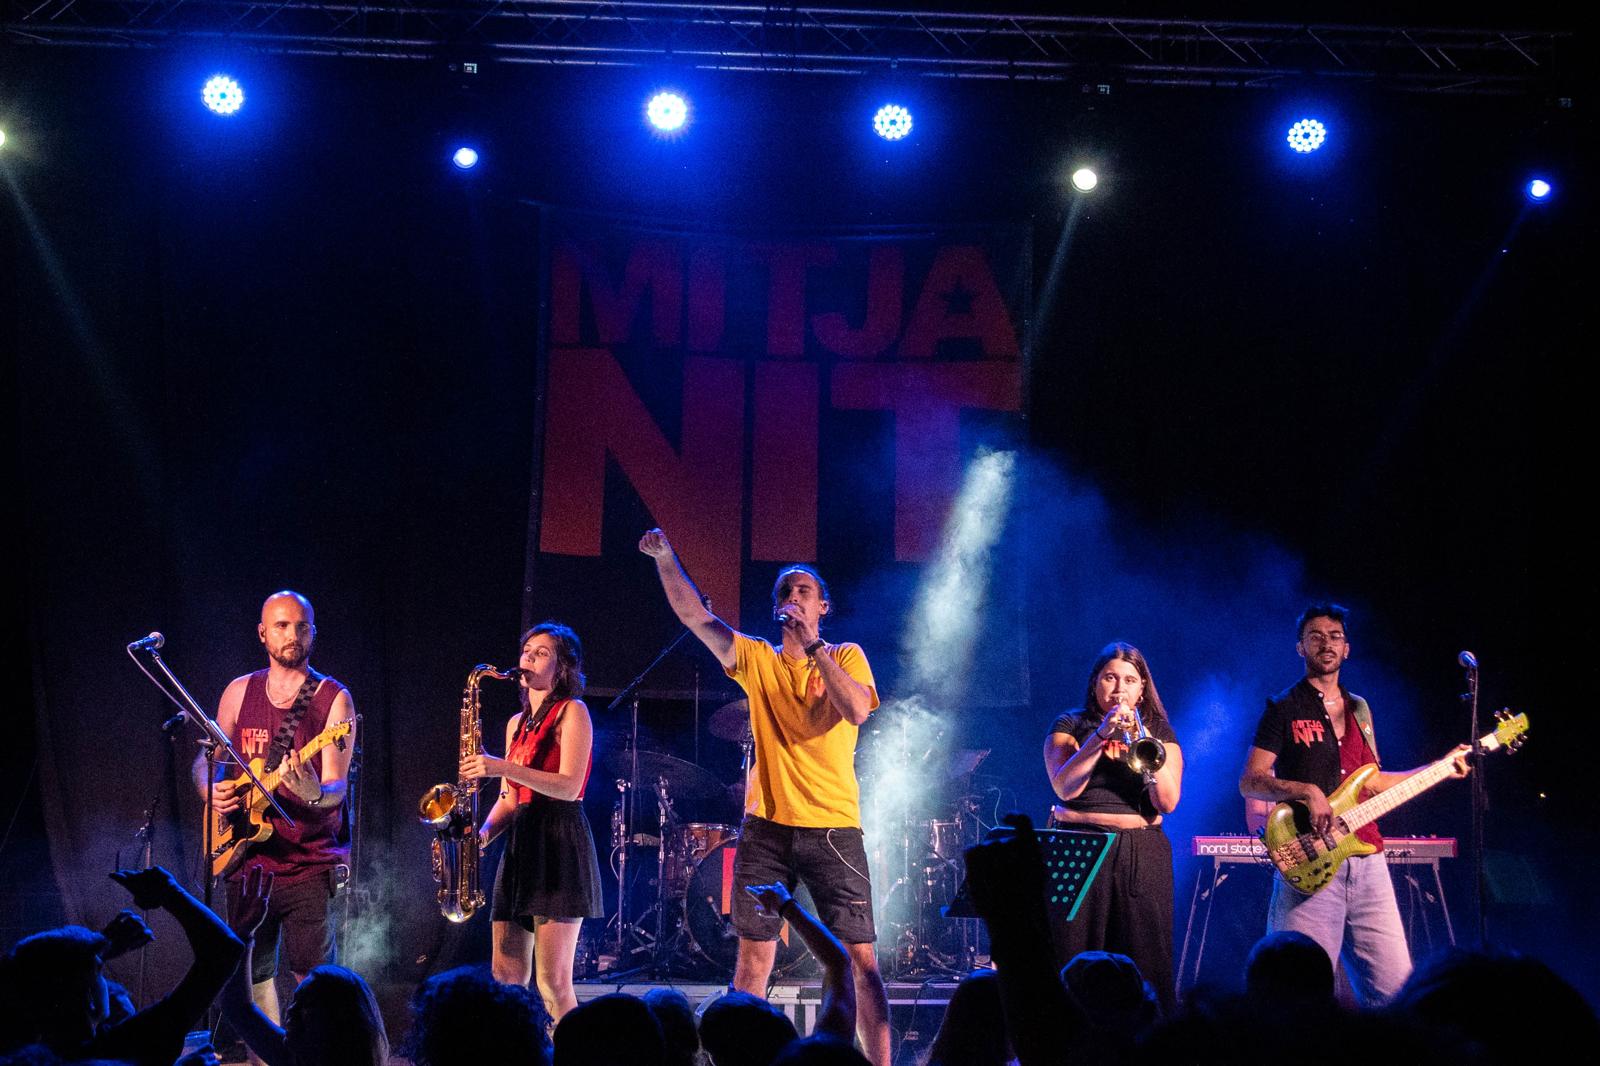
206, 720, 353, 878
1261, 709, 1528, 895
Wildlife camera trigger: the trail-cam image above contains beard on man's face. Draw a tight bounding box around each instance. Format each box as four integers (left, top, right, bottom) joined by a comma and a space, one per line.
270, 642, 309, 668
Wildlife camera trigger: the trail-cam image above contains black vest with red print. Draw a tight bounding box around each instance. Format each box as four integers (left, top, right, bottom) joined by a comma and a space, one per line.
229, 669, 348, 883
1252, 678, 1384, 850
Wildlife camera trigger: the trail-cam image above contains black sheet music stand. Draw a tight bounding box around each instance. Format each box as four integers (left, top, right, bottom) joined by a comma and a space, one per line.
944, 826, 1115, 921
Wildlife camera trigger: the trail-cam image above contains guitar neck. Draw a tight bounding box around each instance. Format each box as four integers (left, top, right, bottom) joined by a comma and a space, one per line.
1343, 736, 1492, 831
244, 728, 347, 792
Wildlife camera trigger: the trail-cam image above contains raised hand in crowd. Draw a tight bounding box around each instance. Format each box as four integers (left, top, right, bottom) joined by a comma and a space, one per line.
746, 882, 856, 1043
220, 864, 293, 1066
88, 865, 244, 1066
99, 909, 156, 962
963, 814, 1082, 1066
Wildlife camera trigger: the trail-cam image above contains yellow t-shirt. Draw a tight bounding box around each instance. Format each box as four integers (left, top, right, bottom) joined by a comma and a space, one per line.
728, 631, 879, 828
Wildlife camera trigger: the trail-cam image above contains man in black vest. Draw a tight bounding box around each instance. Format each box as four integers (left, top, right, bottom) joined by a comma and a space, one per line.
1239, 602, 1467, 1005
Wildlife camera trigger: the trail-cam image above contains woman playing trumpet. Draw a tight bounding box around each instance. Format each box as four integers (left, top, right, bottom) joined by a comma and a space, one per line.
460, 622, 602, 1021
1043, 641, 1184, 1013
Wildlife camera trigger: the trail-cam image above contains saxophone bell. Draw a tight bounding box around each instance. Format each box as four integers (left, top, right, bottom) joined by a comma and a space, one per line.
418, 783, 461, 831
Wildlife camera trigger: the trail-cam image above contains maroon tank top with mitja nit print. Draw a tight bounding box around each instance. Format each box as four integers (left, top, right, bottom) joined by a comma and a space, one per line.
229, 670, 348, 883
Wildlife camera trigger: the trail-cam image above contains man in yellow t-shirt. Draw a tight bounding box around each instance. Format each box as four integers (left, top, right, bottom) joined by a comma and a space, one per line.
640, 528, 889, 1066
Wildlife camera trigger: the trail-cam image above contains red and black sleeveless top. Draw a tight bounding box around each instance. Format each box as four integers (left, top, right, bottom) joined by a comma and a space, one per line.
229, 669, 348, 883
505, 699, 591, 804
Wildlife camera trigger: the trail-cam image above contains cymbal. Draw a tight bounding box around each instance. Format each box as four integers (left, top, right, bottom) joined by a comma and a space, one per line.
604, 749, 726, 802
708, 698, 751, 742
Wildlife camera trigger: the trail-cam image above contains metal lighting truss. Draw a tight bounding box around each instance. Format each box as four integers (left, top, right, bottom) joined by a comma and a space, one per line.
1, 1, 1572, 95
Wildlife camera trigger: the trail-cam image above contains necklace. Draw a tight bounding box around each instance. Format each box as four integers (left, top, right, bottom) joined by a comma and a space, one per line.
268, 675, 304, 705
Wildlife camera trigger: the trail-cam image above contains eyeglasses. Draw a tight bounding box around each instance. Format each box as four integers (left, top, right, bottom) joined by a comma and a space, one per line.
1302, 633, 1347, 646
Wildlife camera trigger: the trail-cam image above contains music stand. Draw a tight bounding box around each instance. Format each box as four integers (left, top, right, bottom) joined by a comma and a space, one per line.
944, 826, 1115, 921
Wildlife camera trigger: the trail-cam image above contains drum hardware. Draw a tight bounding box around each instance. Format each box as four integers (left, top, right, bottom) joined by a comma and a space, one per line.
708, 698, 751, 742
880, 793, 989, 978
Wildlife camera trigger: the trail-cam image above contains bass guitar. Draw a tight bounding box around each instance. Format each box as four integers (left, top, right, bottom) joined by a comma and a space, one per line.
1262, 709, 1527, 895
207, 720, 353, 878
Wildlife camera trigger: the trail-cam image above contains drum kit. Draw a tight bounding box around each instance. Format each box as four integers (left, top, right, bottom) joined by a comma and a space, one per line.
602, 697, 818, 979
600, 688, 991, 980
870, 749, 992, 978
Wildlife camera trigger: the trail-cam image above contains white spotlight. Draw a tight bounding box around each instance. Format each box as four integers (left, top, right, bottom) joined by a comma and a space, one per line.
873, 104, 914, 141
1071, 167, 1098, 192
1286, 117, 1327, 154
201, 75, 245, 116
647, 91, 689, 133
0, 128, 7, 150
452, 146, 480, 170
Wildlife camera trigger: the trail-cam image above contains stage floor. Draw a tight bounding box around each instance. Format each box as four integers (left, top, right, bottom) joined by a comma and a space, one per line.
575, 977, 961, 1041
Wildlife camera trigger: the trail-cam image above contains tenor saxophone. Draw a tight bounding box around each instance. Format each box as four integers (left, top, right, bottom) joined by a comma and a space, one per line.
420, 664, 517, 923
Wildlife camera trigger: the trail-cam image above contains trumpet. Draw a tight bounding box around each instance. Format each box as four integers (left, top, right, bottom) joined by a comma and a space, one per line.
420, 664, 519, 923
1111, 703, 1167, 780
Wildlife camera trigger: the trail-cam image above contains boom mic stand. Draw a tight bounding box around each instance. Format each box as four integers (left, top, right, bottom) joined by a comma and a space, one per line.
1460, 651, 1488, 945
125, 635, 293, 910
598, 625, 695, 978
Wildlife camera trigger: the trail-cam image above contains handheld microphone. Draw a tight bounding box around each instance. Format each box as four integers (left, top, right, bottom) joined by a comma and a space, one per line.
1458, 650, 1479, 670
776, 611, 793, 626
127, 632, 165, 652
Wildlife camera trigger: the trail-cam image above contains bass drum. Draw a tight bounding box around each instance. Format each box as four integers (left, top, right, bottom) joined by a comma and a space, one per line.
685, 837, 816, 978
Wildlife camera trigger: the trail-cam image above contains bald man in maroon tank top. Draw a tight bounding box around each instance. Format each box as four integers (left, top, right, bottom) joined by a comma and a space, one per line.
191, 590, 356, 1027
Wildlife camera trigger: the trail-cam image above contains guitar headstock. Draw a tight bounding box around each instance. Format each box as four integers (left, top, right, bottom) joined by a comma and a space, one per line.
329, 720, 354, 751
1489, 709, 1529, 753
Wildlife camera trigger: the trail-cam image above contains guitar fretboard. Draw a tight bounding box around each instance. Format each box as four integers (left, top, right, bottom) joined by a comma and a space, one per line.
1343, 738, 1493, 831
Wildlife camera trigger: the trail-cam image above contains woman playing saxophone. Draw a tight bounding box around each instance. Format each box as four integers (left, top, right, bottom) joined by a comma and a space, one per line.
459, 621, 602, 1021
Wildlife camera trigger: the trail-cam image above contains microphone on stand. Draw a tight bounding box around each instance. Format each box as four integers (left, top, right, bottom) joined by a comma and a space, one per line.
1458, 650, 1479, 670
127, 632, 165, 652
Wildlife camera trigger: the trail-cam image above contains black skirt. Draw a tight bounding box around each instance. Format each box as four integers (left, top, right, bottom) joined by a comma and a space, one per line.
491, 799, 604, 925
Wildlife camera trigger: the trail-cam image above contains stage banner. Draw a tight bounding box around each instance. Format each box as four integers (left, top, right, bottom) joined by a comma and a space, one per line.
525, 209, 1032, 706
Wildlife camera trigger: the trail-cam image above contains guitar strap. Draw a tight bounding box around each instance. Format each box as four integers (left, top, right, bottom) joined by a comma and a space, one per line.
263, 670, 325, 772
1347, 692, 1380, 765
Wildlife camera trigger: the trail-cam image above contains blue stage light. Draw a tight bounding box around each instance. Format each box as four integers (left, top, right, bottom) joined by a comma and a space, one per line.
873, 104, 913, 141
1286, 117, 1327, 154
452, 146, 480, 170
646, 92, 689, 132
201, 75, 245, 116
1526, 178, 1552, 202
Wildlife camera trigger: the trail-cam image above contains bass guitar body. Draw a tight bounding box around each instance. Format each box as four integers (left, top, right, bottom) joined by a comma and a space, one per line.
1261, 711, 1527, 896
1260, 764, 1379, 895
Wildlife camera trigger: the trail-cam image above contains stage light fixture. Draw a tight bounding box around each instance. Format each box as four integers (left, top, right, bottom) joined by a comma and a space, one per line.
646, 91, 689, 133
1286, 118, 1327, 154
873, 104, 913, 141
452, 146, 480, 170
1526, 178, 1552, 202
201, 75, 245, 116
0, 128, 7, 149
1071, 168, 1098, 192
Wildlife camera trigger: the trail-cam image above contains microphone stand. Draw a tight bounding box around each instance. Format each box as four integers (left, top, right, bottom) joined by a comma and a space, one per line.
599, 625, 696, 977
1462, 656, 1487, 945
126, 641, 293, 909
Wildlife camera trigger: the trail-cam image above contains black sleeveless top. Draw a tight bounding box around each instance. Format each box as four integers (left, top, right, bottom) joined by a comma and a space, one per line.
1048, 708, 1178, 819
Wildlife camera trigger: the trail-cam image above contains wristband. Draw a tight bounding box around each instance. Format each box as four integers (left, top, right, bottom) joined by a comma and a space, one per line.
804, 638, 827, 657
778, 897, 796, 921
